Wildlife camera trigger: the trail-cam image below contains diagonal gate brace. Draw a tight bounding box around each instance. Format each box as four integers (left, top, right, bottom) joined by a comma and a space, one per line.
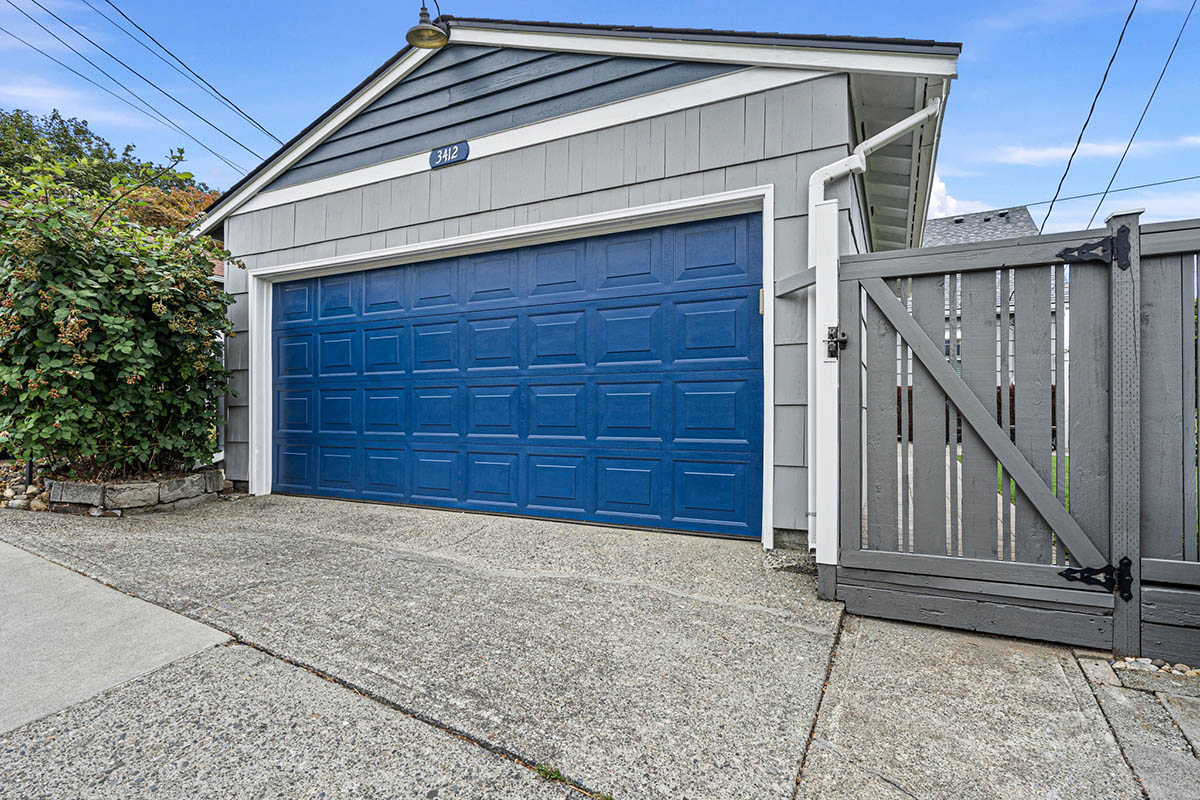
860, 277, 1106, 569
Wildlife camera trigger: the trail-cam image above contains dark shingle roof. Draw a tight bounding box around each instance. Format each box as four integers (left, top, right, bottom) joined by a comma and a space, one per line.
923, 207, 1039, 247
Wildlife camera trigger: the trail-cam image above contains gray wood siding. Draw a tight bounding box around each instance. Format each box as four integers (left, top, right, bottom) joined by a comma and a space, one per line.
268, 45, 740, 191
224, 74, 860, 534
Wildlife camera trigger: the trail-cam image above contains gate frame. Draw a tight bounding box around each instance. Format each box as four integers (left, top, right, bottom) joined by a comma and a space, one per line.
826, 210, 1147, 655
243, 185, 779, 543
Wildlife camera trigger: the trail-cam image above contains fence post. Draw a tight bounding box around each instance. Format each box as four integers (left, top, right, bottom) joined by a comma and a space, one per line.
1109, 210, 1142, 657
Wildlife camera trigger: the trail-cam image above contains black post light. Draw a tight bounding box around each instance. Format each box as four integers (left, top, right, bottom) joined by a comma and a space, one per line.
406, 1, 450, 49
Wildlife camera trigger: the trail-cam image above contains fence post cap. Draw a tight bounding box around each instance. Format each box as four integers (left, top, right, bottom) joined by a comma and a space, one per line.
1105, 208, 1144, 223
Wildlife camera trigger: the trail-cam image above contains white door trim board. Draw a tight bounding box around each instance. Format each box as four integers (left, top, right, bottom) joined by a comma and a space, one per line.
222, 66, 826, 221
246, 185, 778, 547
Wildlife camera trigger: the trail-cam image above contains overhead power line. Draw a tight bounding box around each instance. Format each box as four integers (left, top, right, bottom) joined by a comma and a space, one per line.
77, 0, 273, 147
1086, 0, 1197, 227
101, 0, 283, 146
1040, 0, 1139, 232
1023, 172, 1200, 207
3, 0, 244, 173
21, 0, 263, 160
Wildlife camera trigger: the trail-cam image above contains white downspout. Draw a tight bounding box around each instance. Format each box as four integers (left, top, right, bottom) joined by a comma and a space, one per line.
807, 97, 942, 571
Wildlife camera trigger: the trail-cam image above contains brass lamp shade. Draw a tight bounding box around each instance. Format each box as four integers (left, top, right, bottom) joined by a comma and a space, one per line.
406, 4, 449, 49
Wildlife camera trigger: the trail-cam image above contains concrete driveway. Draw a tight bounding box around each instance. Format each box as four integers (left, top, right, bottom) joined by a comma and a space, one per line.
1, 496, 840, 798
6, 495, 1180, 799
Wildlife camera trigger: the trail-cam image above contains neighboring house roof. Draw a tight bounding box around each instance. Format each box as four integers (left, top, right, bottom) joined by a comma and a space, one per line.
923, 206, 1039, 246
197, 17, 960, 249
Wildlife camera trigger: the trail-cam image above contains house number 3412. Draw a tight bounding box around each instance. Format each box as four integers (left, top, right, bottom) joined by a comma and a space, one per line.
429, 141, 469, 169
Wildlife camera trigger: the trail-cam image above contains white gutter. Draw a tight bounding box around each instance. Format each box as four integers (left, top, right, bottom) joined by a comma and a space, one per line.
806, 97, 942, 571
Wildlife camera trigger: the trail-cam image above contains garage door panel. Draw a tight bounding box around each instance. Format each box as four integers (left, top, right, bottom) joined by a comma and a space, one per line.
318, 275, 358, 319
364, 388, 407, 434
364, 267, 405, 314
527, 241, 588, 298
466, 451, 520, 509
467, 384, 520, 438
318, 330, 361, 376
597, 381, 665, 443
318, 388, 359, 434
272, 213, 764, 537
673, 216, 749, 283
363, 446, 406, 496
466, 316, 519, 370
363, 325, 408, 374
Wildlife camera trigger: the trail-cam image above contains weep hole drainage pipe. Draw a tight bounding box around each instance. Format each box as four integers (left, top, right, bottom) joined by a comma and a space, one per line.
806, 97, 942, 574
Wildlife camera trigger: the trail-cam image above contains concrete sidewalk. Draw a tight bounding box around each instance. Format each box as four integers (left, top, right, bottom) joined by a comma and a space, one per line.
0, 540, 228, 733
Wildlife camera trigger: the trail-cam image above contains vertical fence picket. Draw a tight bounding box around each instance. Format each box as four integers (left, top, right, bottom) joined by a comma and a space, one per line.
1014, 265, 1054, 564
1000, 270, 1013, 558
900, 281, 912, 550
949, 274, 961, 556
1067, 263, 1110, 562
910, 274, 948, 554
1055, 264, 1067, 565
1141, 254, 1185, 560
865, 283, 900, 551
840, 279, 864, 558
959, 270, 999, 559
1181, 254, 1198, 562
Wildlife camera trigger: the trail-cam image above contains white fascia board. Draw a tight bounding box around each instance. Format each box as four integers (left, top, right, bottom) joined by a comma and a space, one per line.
232, 66, 826, 217
451, 26, 959, 79
194, 46, 437, 237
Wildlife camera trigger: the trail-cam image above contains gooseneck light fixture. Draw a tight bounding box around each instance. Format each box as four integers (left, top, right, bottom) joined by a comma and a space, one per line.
405, 1, 449, 49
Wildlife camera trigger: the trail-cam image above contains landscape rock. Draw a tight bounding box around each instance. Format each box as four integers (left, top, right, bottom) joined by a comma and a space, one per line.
29, 497, 48, 512
159, 473, 205, 503
104, 482, 159, 509
50, 481, 105, 507
49, 502, 92, 515
8, 496, 29, 509
203, 469, 224, 494
174, 493, 217, 512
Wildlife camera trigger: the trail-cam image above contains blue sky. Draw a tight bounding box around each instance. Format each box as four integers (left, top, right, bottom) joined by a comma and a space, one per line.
0, 0, 1196, 232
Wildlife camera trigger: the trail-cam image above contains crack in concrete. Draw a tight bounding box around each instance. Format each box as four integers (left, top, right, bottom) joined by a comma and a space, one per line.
2, 538, 606, 799
1071, 651, 1151, 800
806, 739, 922, 799
791, 608, 846, 800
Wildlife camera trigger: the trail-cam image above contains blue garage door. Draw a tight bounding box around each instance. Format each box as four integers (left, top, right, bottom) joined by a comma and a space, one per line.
271, 213, 763, 537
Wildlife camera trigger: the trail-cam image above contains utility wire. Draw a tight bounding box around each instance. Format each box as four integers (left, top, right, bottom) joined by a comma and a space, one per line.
1039, 0, 1139, 232
77, 0, 268, 144
1024, 172, 1200, 207
3, 0, 244, 173
101, 0, 283, 145
1086, 0, 1196, 227
21, 0, 263, 160
0, 23, 237, 173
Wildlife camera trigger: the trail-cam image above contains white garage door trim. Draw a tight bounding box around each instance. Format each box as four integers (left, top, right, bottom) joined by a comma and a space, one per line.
246, 184, 777, 547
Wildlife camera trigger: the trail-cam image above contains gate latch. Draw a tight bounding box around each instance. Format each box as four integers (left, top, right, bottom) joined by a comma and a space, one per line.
1059, 556, 1133, 601
825, 325, 848, 359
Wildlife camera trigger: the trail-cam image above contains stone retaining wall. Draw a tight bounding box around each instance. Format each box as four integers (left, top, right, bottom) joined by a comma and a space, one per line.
36, 469, 227, 517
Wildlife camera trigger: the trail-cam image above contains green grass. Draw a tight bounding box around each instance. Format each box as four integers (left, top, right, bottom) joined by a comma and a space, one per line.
956, 452, 1069, 505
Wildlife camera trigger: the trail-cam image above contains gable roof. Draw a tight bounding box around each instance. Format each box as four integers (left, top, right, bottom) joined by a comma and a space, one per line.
198, 17, 960, 242
923, 206, 1039, 247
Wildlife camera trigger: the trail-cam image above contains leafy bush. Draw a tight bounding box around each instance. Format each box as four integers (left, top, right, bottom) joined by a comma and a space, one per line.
0, 156, 236, 480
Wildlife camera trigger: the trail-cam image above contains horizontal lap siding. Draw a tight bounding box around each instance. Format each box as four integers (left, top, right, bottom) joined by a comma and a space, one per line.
224, 73, 860, 532
268, 45, 741, 191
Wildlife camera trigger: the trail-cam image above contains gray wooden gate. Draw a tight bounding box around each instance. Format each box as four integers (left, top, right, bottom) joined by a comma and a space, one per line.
832, 212, 1200, 660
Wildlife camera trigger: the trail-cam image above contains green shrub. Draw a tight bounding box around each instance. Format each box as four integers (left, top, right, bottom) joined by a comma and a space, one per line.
0, 156, 236, 479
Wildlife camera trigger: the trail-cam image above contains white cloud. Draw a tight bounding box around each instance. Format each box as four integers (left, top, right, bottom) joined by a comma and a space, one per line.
928, 172, 995, 219
1041, 186, 1200, 232
0, 78, 145, 127
993, 135, 1200, 165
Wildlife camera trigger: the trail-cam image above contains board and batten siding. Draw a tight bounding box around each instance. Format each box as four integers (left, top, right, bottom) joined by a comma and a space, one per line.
222, 73, 864, 533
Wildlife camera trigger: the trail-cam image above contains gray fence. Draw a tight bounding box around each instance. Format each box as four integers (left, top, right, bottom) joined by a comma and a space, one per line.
834, 214, 1200, 661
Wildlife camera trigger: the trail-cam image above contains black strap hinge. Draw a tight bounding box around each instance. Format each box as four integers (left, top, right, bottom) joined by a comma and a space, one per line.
1059, 556, 1133, 601
1055, 225, 1131, 270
